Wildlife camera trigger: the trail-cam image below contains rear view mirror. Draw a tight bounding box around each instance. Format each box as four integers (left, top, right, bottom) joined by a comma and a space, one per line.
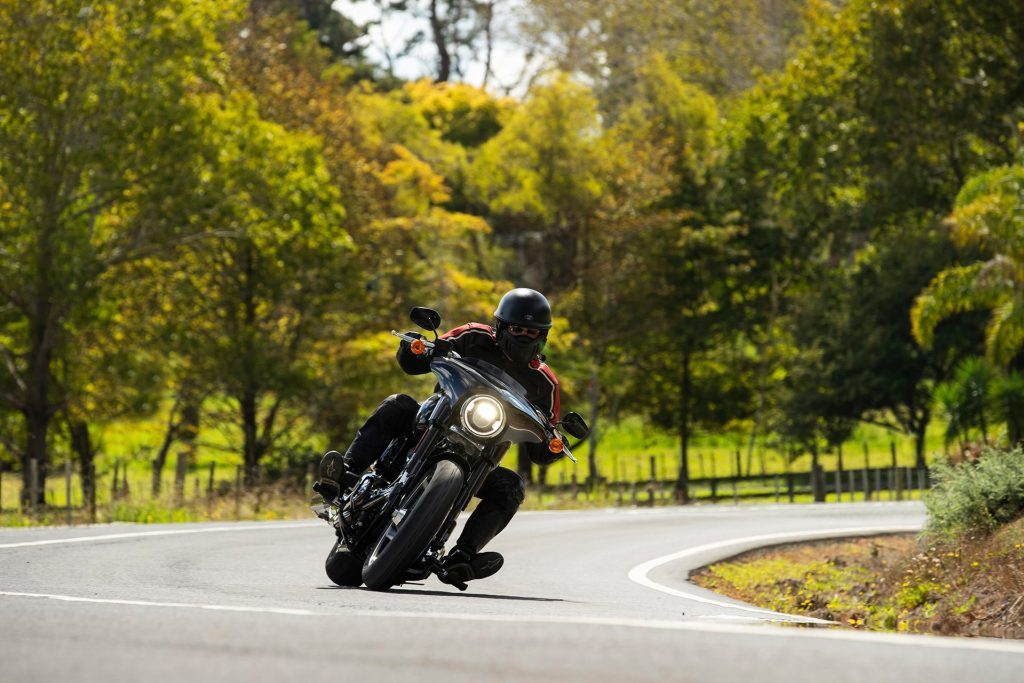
410, 307, 441, 332
559, 412, 590, 439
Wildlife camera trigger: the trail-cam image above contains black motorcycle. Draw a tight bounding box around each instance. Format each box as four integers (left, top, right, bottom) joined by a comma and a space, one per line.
311, 306, 589, 591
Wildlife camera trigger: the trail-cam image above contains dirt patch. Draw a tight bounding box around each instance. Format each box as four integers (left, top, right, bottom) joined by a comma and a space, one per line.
690, 524, 1024, 638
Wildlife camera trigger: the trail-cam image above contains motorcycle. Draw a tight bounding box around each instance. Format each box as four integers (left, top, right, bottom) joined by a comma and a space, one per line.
311, 306, 590, 591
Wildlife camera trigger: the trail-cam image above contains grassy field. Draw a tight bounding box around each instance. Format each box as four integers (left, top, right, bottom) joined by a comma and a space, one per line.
0, 405, 951, 525
540, 414, 949, 486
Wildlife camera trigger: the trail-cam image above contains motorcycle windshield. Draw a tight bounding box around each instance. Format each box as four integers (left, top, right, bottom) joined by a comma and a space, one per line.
430, 356, 550, 442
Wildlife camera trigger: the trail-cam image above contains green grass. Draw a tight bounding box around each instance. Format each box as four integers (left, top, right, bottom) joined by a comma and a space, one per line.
0, 401, 952, 525
539, 414, 949, 485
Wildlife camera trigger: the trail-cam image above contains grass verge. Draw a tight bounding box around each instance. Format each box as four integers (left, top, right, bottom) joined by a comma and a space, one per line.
690, 520, 1024, 638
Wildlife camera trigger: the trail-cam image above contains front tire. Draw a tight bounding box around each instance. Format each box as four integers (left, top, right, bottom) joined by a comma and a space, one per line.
362, 459, 464, 591
326, 540, 363, 587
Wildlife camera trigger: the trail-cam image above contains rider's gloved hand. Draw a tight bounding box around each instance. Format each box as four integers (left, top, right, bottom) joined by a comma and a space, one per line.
397, 330, 425, 352
396, 331, 432, 375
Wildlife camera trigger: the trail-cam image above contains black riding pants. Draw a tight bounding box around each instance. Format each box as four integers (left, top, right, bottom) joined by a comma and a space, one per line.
344, 394, 526, 555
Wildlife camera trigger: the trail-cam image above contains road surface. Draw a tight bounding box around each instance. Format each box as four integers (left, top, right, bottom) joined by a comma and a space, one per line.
2, 501, 1021, 682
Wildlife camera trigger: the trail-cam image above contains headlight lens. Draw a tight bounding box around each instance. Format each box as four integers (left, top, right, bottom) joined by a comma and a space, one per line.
460, 395, 506, 438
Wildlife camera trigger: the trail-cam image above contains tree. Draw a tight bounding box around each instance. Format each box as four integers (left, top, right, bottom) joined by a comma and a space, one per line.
517, 0, 810, 113
0, 0, 243, 504
469, 74, 606, 291
913, 163, 1024, 367
165, 93, 351, 484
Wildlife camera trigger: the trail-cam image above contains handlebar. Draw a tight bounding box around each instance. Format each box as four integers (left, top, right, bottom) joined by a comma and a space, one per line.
392, 330, 575, 462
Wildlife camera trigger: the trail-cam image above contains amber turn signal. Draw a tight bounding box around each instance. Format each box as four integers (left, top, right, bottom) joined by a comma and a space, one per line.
410, 339, 427, 355
548, 438, 564, 454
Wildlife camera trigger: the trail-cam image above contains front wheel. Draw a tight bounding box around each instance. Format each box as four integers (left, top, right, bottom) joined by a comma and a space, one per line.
362, 459, 464, 590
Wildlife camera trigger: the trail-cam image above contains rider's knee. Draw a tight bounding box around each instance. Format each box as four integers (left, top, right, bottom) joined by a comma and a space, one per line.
488, 468, 525, 509
376, 394, 419, 432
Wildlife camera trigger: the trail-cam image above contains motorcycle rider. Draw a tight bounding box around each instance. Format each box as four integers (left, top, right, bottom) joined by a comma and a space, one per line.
319, 288, 565, 586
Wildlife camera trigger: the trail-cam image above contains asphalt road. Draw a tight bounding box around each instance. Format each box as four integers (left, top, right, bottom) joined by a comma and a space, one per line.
2, 501, 1022, 682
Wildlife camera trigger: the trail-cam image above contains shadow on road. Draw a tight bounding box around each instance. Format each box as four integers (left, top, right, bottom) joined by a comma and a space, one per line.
317, 585, 568, 602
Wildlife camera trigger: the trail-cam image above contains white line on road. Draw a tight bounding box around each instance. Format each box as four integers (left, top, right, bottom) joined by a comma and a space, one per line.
0, 521, 320, 549
2, 589, 1022, 655
627, 525, 922, 624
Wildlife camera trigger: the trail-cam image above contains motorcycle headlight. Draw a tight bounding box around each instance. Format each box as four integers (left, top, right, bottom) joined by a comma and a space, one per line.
460, 395, 506, 439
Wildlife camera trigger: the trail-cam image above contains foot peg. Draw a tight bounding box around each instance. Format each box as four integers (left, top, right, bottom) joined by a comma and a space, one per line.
428, 556, 468, 591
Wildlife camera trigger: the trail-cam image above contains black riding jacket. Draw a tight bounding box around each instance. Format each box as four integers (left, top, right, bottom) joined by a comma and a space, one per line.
396, 323, 563, 465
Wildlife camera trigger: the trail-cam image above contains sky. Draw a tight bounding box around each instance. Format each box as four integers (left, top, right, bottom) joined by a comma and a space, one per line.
332, 0, 536, 95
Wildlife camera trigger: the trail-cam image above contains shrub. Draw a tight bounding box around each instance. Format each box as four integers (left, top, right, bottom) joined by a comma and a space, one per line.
925, 446, 1024, 538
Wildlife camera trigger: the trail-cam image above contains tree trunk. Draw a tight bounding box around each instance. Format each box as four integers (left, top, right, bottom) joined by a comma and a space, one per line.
586, 363, 600, 484
22, 303, 54, 507
68, 420, 96, 507
429, 0, 452, 82
22, 410, 49, 507
811, 440, 825, 503
675, 347, 692, 503
912, 408, 930, 469
241, 388, 261, 486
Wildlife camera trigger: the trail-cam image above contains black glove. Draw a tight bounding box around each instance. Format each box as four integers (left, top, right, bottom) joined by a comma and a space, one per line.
396, 331, 431, 375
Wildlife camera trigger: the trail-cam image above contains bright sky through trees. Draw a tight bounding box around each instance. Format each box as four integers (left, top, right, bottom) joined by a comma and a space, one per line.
333, 0, 534, 93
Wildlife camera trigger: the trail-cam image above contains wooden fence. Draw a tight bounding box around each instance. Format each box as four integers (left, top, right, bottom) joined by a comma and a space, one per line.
531, 464, 932, 505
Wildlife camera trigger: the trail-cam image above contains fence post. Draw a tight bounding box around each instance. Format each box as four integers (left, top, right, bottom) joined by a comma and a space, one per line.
234, 465, 242, 519
834, 469, 841, 502
889, 441, 898, 501
774, 475, 780, 504
631, 481, 638, 506
174, 452, 188, 506
848, 470, 855, 503
875, 468, 882, 501
571, 473, 579, 501
732, 477, 738, 505
786, 473, 794, 503
65, 460, 73, 526
648, 456, 656, 506
112, 460, 120, 499
88, 463, 97, 524
710, 478, 718, 503
895, 467, 903, 501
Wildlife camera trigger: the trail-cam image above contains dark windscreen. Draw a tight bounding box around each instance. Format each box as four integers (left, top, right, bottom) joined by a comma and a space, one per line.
458, 356, 530, 398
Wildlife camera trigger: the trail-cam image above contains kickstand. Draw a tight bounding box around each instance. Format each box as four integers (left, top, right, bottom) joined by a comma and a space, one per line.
427, 557, 468, 592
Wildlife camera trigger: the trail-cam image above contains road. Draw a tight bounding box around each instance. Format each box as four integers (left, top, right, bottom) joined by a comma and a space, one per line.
2, 501, 1021, 682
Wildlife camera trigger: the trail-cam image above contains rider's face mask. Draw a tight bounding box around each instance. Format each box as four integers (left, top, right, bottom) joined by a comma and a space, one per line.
498, 324, 546, 365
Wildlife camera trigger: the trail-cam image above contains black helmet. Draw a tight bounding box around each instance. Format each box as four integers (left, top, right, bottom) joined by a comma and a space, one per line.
493, 288, 552, 365
493, 288, 553, 330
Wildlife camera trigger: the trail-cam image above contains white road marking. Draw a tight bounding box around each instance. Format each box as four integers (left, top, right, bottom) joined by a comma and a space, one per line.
0, 521, 319, 549
627, 525, 922, 624
2, 589, 1023, 655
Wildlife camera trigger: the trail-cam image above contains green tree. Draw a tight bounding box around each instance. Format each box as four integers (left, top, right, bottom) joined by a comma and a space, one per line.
469, 74, 606, 290
913, 163, 1024, 367
167, 93, 351, 484
0, 0, 243, 504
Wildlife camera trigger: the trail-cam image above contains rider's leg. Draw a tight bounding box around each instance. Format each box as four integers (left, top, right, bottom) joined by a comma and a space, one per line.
319, 394, 419, 487
442, 466, 524, 582
342, 393, 420, 472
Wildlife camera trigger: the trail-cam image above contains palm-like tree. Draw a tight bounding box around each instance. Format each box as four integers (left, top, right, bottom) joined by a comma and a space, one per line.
912, 164, 1024, 366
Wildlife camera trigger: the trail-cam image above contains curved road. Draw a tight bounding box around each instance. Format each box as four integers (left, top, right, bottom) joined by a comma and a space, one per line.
2, 501, 1021, 682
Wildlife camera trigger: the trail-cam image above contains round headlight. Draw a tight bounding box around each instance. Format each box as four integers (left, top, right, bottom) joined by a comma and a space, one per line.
460, 395, 506, 438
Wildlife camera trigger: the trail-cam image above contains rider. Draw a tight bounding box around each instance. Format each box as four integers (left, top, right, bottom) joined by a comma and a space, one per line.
320, 288, 565, 585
